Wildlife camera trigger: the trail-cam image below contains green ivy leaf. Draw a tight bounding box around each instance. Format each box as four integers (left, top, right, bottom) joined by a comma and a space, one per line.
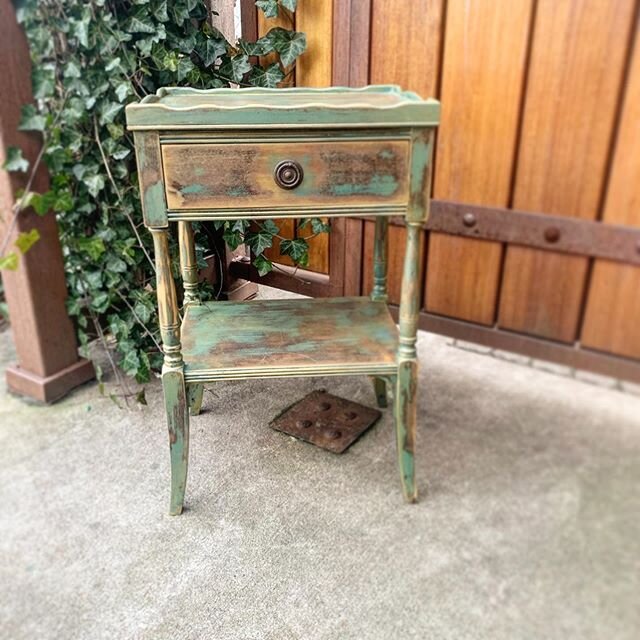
249, 63, 284, 88
176, 56, 195, 81
255, 0, 279, 18
15, 229, 40, 254
18, 105, 46, 132
3, 147, 29, 173
195, 37, 227, 67
266, 28, 306, 67
261, 219, 280, 235
0, 253, 19, 271
219, 54, 252, 82
253, 254, 273, 277
280, 0, 298, 10
311, 218, 331, 234
84, 174, 105, 197
77, 236, 106, 260
245, 230, 274, 256
99, 101, 124, 125
238, 36, 275, 57
280, 237, 308, 263
223, 226, 242, 251
125, 12, 156, 34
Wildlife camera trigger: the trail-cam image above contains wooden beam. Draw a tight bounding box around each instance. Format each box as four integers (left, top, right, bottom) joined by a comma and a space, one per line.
0, 0, 94, 402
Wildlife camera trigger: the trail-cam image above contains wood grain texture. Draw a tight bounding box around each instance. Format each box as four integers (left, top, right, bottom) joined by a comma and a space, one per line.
332, 0, 371, 87
498, 0, 636, 342
162, 139, 410, 210
371, 0, 444, 98
581, 36, 640, 358
296, 0, 332, 88
181, 297, 399, 380
295, 0, 333, 274
363, 221, 426, 306
426, 0, 534, 325
133, 131, 167, 227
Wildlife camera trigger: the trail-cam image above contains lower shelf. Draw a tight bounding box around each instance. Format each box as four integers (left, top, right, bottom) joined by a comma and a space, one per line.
181, 297, 399, 381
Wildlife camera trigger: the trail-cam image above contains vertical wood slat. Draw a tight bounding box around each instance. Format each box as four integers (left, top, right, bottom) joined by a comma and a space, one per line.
498, 0, 637, 342
425, 0, 534, 325
295, 0, 333, 274
333, 0, 373, 295
369, 0, 444, 298
371, 0, 444, 99
581, 28, 640, 358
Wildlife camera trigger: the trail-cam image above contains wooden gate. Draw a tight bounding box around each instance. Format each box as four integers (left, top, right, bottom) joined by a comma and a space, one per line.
237, 0, 640, 382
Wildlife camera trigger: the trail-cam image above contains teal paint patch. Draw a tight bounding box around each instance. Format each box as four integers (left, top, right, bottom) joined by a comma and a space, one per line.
181, 184, 206, 195
143, 182, 167, 226
330, 174, 398, 197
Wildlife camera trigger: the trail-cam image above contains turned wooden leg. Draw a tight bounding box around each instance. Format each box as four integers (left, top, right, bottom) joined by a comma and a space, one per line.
394, 362, 417, 502
187, 383, 204, 416
178, 221, 200, 306
372, 376, 388, 408
163, 370, 189, 515
152, 228, 189, 515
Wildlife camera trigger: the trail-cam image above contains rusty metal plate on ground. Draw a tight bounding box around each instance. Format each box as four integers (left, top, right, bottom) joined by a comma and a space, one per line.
270, 389, 381, 454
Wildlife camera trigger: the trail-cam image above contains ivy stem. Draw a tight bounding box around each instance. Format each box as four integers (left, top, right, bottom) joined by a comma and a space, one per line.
92, 114, 155, 272
114, 289, 162, 352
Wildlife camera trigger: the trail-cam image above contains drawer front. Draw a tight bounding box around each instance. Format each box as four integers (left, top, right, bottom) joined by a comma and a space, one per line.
161, 139, 410, 211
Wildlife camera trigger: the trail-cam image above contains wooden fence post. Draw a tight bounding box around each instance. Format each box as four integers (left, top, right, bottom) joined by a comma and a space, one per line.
0, 0, 94, 402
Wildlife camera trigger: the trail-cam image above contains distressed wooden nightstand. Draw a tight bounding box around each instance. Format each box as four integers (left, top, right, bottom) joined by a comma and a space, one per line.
126, 86, 439, 515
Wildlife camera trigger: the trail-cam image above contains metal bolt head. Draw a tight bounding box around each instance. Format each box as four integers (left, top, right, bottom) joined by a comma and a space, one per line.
544, 226, 561, 243
462, 212, 477, 227
324, 428, 342, 440
296, 419, 313, 429
319, 401, 331, 411
345, 411, 358, 420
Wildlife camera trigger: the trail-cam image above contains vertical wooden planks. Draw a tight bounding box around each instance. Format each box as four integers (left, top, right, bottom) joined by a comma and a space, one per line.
581, 34, 640, 358
425, 0, 534, 325
369, 0, 444, 297
296, 0, 333, 274
370, 0, 444, 99
498, 0, 636, 342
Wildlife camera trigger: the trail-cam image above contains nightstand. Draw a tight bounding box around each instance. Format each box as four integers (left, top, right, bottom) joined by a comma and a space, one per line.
126, 86, 439, 514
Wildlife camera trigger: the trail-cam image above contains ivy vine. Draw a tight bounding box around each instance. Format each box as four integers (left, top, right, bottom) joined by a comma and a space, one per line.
2, 0, 327, 401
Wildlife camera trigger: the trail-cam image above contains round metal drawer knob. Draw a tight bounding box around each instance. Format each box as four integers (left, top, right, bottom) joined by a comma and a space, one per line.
274, 160, 304, 189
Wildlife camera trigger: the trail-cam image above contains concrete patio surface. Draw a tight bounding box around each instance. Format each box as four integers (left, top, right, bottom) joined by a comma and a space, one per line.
1, 287, 639, 639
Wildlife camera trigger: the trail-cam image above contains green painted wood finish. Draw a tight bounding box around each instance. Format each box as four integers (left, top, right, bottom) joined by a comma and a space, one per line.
180, 297, 398, 381
187, 383, 204, 416
125, 85, 439, 131
133, 132, 167, 228
128, 86, 439, 512
371, 217, 389, 302
178, 221, 200, 306
163, 369, 189, 515
372, 377, 388, 408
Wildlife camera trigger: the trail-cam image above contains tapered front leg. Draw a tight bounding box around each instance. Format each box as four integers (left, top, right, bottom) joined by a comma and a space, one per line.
163, 369, 190, 515
395, 362, 417, 502
187, 383, 204, 416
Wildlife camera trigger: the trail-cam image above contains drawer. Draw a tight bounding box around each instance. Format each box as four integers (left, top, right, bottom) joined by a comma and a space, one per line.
161, 139, 410, 211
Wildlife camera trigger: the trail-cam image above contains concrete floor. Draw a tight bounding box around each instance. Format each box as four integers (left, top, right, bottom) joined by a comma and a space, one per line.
1, 288, 639, 639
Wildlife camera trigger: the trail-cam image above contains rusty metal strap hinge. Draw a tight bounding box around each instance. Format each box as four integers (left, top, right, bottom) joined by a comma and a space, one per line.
384, 200, 640, 266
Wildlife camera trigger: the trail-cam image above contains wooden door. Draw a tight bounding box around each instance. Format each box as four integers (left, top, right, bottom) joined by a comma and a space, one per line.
239, 0, 640, 383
